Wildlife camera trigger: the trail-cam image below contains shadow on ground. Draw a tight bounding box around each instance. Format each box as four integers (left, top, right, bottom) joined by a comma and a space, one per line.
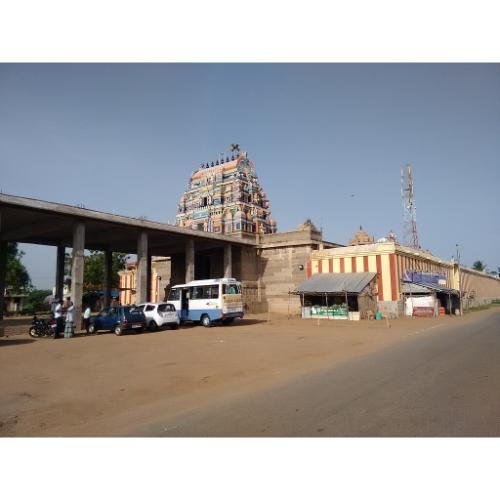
233, 318, 267, 326
0, 339, 36, 346
1, 318, 37, 327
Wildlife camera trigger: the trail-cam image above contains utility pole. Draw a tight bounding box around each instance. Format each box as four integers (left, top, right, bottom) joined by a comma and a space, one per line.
456, 243, 463, 316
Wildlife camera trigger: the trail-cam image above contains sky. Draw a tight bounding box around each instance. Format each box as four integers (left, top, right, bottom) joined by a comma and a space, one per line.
1, 63, 499, 289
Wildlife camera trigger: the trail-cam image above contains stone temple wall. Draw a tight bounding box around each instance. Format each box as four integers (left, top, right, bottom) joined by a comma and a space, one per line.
256, 245, 315, 315
376, 300, 400, 318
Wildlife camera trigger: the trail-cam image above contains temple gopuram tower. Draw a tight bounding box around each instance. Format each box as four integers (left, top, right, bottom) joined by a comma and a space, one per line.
176, 147, 277, 237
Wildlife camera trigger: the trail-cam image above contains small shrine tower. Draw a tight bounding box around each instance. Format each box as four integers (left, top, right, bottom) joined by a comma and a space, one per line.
349, 226, 375, 246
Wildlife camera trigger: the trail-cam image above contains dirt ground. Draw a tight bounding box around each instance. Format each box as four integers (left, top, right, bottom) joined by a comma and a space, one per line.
0, 310, 494, 436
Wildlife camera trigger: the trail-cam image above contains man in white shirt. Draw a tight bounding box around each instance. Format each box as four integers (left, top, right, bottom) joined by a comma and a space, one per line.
64, 301, 75, 338
83, 304, 91, 334
54, 300, 63, 338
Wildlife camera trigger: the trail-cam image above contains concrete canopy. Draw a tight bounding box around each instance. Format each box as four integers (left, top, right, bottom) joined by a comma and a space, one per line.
0, 194, 253, 254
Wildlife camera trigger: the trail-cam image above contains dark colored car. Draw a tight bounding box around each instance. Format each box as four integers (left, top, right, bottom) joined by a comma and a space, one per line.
88, 306, 147, 335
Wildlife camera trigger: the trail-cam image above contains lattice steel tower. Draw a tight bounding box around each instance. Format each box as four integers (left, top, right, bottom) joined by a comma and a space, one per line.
401, 164, 420, 249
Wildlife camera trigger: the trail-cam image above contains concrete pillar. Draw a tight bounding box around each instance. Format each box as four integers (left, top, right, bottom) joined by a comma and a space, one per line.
185, 239, 195, 282
224, 244, 232, 278
103, 249, 112, 307
55, 244, 65, 300
71, 222, 85, 329
0, 242, 7, 321
136, 232, 148, 304
147, 254, 152, 302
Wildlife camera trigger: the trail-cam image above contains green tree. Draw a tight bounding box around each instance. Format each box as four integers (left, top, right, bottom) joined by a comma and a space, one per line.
65, 251, 128, 291
5, 243, 31, 292
472, 260, 486, 272
24, 289, 52, 313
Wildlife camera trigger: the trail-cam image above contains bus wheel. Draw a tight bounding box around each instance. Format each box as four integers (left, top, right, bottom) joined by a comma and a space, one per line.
201, 314, 212, 328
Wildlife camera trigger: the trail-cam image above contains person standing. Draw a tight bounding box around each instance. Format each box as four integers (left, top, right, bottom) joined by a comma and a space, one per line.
64, 300, 75, 339
83, 304, 91, 334
54, 299, 64, 338
64, 296, 71, 310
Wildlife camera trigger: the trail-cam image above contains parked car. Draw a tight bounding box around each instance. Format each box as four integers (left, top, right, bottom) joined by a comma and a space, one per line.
136, 302, 180, 331
88, 306, 147, 335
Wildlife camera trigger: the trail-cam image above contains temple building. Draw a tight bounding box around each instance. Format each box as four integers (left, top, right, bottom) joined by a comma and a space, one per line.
176, 149, 277, 237
117, 149, 500, 316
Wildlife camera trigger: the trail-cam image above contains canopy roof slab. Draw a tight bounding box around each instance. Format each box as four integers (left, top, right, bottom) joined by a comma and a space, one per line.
0, 194, 254, 255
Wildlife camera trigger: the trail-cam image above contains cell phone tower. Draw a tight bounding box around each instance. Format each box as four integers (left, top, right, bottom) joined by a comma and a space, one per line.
401, 164, 420, 249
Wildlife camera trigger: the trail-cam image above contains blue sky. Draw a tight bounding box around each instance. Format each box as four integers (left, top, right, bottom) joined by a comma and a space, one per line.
1, 63, 499, 289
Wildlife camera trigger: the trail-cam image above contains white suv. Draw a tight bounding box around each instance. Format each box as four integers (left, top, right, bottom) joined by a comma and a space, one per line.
136, 302, 180, 331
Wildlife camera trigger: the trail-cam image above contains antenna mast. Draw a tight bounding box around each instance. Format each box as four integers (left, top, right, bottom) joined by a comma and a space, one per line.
401, 164, 420, 249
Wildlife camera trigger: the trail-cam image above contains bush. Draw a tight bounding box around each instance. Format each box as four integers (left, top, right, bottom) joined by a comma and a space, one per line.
24, 289, 52, 314
22, 305, 34, 315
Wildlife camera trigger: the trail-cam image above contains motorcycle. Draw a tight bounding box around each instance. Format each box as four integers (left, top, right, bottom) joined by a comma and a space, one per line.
29, 314, 58, 338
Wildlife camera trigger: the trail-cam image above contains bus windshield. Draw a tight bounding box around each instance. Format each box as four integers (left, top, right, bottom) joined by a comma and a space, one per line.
223, 283, 241, 295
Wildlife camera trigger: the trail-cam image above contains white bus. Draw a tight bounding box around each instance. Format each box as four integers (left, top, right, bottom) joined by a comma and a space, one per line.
166, 277, 244, 327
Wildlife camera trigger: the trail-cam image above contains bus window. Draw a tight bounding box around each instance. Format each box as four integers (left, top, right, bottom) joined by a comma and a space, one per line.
191, 286, 205, 300
169, 288, 181, 301
189, 285, 221, 299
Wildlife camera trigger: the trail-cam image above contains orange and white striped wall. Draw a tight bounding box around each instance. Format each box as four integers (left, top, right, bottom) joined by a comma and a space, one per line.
307, 242, 455, 303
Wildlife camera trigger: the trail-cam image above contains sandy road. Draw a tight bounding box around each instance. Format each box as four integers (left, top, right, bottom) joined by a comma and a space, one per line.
0, 310, 496, 436
142, 309, 500, 437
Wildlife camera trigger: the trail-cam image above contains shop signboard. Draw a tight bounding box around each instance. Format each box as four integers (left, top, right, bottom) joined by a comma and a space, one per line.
412, 306, 435, 317
403, 271, 447, 285
309, 305, 348, 319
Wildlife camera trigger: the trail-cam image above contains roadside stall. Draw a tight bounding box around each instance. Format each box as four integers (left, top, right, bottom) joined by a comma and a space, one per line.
402, 282, 460, 316
294, 272, 378, 320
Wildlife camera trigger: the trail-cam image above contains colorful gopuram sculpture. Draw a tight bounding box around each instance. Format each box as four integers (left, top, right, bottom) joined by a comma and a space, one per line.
176, 147, 277, 236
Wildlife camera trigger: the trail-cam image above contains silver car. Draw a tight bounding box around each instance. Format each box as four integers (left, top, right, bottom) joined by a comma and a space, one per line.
136, 302, 180, 331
